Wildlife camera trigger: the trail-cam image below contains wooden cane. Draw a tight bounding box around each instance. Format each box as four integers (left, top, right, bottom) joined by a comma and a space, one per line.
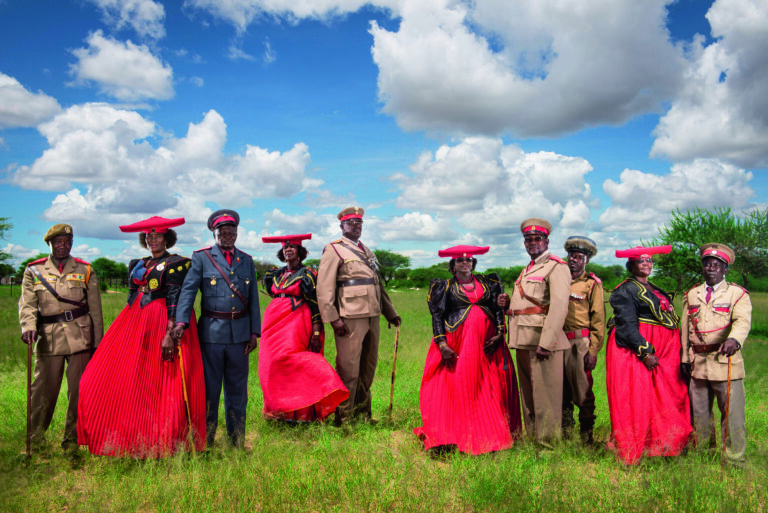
388, 326, 401, 421
721, 356, 732, 468
177, 345, 196, 454
26, 336, 33, 461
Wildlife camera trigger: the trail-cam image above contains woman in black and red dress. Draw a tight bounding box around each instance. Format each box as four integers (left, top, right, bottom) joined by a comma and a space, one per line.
414, 245, 521, 455
606, 245, 692, 465
78, 216, 206, 457
258, 234, 348, 421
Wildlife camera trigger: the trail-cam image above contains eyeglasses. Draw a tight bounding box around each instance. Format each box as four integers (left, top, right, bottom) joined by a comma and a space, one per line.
524, 236, 546, 243
634, 258, 653, 264
455, 257, 472, 263
343, 220, 364, 226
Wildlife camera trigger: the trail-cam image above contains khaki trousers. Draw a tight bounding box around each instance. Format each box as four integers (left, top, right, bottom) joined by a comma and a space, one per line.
516, 348, 563, 446
335, 316, 380, 420
562, 337, 596, 434
30, 350, 91, 445
690, 377, 746, 463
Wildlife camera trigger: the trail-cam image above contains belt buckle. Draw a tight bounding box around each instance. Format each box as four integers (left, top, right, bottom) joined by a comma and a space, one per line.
231, 311, 236, 320
64, 310, 74, 322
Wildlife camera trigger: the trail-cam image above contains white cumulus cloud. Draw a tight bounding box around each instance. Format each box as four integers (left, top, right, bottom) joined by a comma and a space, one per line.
86, 0, 166, 40
0, 73, 61, 129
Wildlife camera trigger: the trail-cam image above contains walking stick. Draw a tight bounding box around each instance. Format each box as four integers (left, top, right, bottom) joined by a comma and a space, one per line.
26, 337, 33, 461
177, 345, 196, 454
388, 326, 401, 421
721, 356, 732, 468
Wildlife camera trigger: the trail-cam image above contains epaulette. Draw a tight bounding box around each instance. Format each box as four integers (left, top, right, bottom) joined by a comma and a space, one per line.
588, 272, 602, 284
193, 246, 213, 253
729, 282, 749, 295
73, 257, 91, 266
549, 254, 566, 264
27, 257, 48, 267
330, 238, 344, 244
685, 283, 701, 297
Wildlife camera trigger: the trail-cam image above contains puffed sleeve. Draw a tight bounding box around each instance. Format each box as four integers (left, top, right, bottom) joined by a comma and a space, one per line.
300, 267, 322, 324
484, 273, 507, 335
126, 258, 141, 307
165, 255, 191, 320
610, 282, 655, 359
262, 267, 281, 298
427, 278, 448, 343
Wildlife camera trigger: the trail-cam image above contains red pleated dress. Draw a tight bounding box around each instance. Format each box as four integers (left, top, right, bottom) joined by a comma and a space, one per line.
606, 286, 692, 465
258, 266, 348, 421
77, 254, 206, 457
415, 278, 522, 455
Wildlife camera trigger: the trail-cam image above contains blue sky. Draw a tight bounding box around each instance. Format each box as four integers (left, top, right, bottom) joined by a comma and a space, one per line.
1, 0, 766, 270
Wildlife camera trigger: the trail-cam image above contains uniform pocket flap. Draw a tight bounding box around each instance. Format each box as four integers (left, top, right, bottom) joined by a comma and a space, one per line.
343, 287, 368, 298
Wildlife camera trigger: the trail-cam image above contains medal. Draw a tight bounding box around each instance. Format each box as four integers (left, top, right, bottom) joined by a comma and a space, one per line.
245, 279, 250, 285
210, 276, 217, 286
157, 263, 165, 271
149, 278, 159, 290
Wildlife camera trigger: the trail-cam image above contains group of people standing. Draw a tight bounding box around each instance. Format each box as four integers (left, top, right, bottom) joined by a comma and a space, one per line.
18, 210, 752, 467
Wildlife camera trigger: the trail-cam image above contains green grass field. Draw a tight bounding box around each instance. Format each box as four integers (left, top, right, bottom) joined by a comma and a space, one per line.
0, 286, 766, 512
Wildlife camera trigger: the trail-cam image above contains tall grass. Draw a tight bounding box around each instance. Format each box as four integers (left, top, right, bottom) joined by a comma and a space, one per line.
0, 286, 766, 512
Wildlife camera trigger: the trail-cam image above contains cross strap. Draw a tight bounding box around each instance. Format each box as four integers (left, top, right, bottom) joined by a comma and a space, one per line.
201, 249, 248, 308
28, 265, 86, 308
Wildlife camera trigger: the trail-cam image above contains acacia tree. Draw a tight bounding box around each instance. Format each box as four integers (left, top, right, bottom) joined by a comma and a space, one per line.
0, 217, 11, 265
652, 207, 768, 292
373, 250, 411, 286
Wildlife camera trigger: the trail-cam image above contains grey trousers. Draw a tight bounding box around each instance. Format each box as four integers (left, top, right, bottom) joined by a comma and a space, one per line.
690, 377, 746, 463
516, 348, 563, 446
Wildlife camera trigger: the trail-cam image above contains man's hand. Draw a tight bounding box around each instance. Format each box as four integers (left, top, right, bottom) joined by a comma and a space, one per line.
583, 353, 597, 372
331, 319, 350, 337
309, 323, 323, 353
642, 354, 659, 371
21, 330, 37, 345
438, 342, 458, 367
497, 293, 510, 309
483, 334, 503, 357
170, 324, 186, 341
161, 332, 176, 362
535, 346, 551, 361
680, 362, 692, 381
719, 338, 741, 357
390, 316, 402, 327
244, 334, 259, 355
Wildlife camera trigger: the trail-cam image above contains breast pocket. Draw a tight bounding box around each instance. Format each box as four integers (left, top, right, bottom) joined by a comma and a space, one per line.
523, 277, 546, 302
204, 275, 224, 297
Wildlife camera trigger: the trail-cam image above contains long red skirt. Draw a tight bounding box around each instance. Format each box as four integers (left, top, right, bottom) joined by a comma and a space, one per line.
414, 307, 522, 455
77, 295, 206, 457
606, 323, 692, 464
258, 297, 348, 421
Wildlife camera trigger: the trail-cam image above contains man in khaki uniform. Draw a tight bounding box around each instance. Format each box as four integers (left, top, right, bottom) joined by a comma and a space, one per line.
500, 218, 570, 445
18, 224, 103, 450
317, 207, 400, 424
561, 236, 605, 444
681, 243, 751, 465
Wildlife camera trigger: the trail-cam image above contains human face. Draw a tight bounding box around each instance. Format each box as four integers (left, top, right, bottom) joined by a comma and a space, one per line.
50, 235, 73, 262
454, 257, 474, 277
215, 225, 238, 251
283, 244, 299, 266
702, 257, 727, 287
567, 251, 588, 278
630, 257, 653, 280
146, 231, 167, 257
341, 218, 363, 242
523, 233, 549, 259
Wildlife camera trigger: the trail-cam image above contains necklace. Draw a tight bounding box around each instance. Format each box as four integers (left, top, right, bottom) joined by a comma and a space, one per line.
278, 266, 300, 289
457, 275, 475, 292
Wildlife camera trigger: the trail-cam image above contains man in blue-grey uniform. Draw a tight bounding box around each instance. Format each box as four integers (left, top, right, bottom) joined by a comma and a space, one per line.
172, 209, 261, 448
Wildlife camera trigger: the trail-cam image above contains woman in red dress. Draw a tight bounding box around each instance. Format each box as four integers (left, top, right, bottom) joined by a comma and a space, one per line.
415, 245, 521, 455
606, 245, 692, 464
77, 216, 206, 457
258, 234, 348, 421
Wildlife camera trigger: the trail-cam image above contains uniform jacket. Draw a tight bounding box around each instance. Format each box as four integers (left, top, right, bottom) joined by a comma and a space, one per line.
509, 250, 571, 351
681, 281, 751, 381
316, 238, 398, 323
563, 271, 606, 356
176, 245, 261, 344
127, 252, 191, 320
263, 265, 322, 324
427, 273, 506, 341
608, 279, 678, 358
19, 255, 103, 355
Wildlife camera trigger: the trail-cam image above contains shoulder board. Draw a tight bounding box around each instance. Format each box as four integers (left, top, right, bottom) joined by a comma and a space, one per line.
73, 257, 91, 266
28, 257, 48, 266
193, 246, 213, 253
548, 254, 566, 264
588, 272, 602, 284
330, 239, 344, 245
685, 283, 701, 296
729, 283, 749, 294
236, 248, 252, 258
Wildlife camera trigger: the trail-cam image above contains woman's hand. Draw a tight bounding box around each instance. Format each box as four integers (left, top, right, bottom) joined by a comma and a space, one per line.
497, 293, 510, 309
483, 333, 503, 357
642, 354, 659, 371
309, 323, 323, 353
161, 331, 176, 362
438, 341, 458, 367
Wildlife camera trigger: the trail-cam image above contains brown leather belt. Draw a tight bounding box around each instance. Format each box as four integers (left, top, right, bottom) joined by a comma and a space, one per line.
512, 305, 549, 315
202, 308, 247, 320
691, 342, 722, 354
337, 278, 375, 287
273, 293, 291, 298
565, 328, 590, 340
38, 305, 90, 324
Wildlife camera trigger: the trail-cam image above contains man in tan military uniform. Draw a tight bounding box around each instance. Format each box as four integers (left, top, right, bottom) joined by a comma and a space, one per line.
317, 207, 400, 424
681, 243, 751, 465
561, 236, 605, 444
500, 218, 570, 445
18, 224, 103, 450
